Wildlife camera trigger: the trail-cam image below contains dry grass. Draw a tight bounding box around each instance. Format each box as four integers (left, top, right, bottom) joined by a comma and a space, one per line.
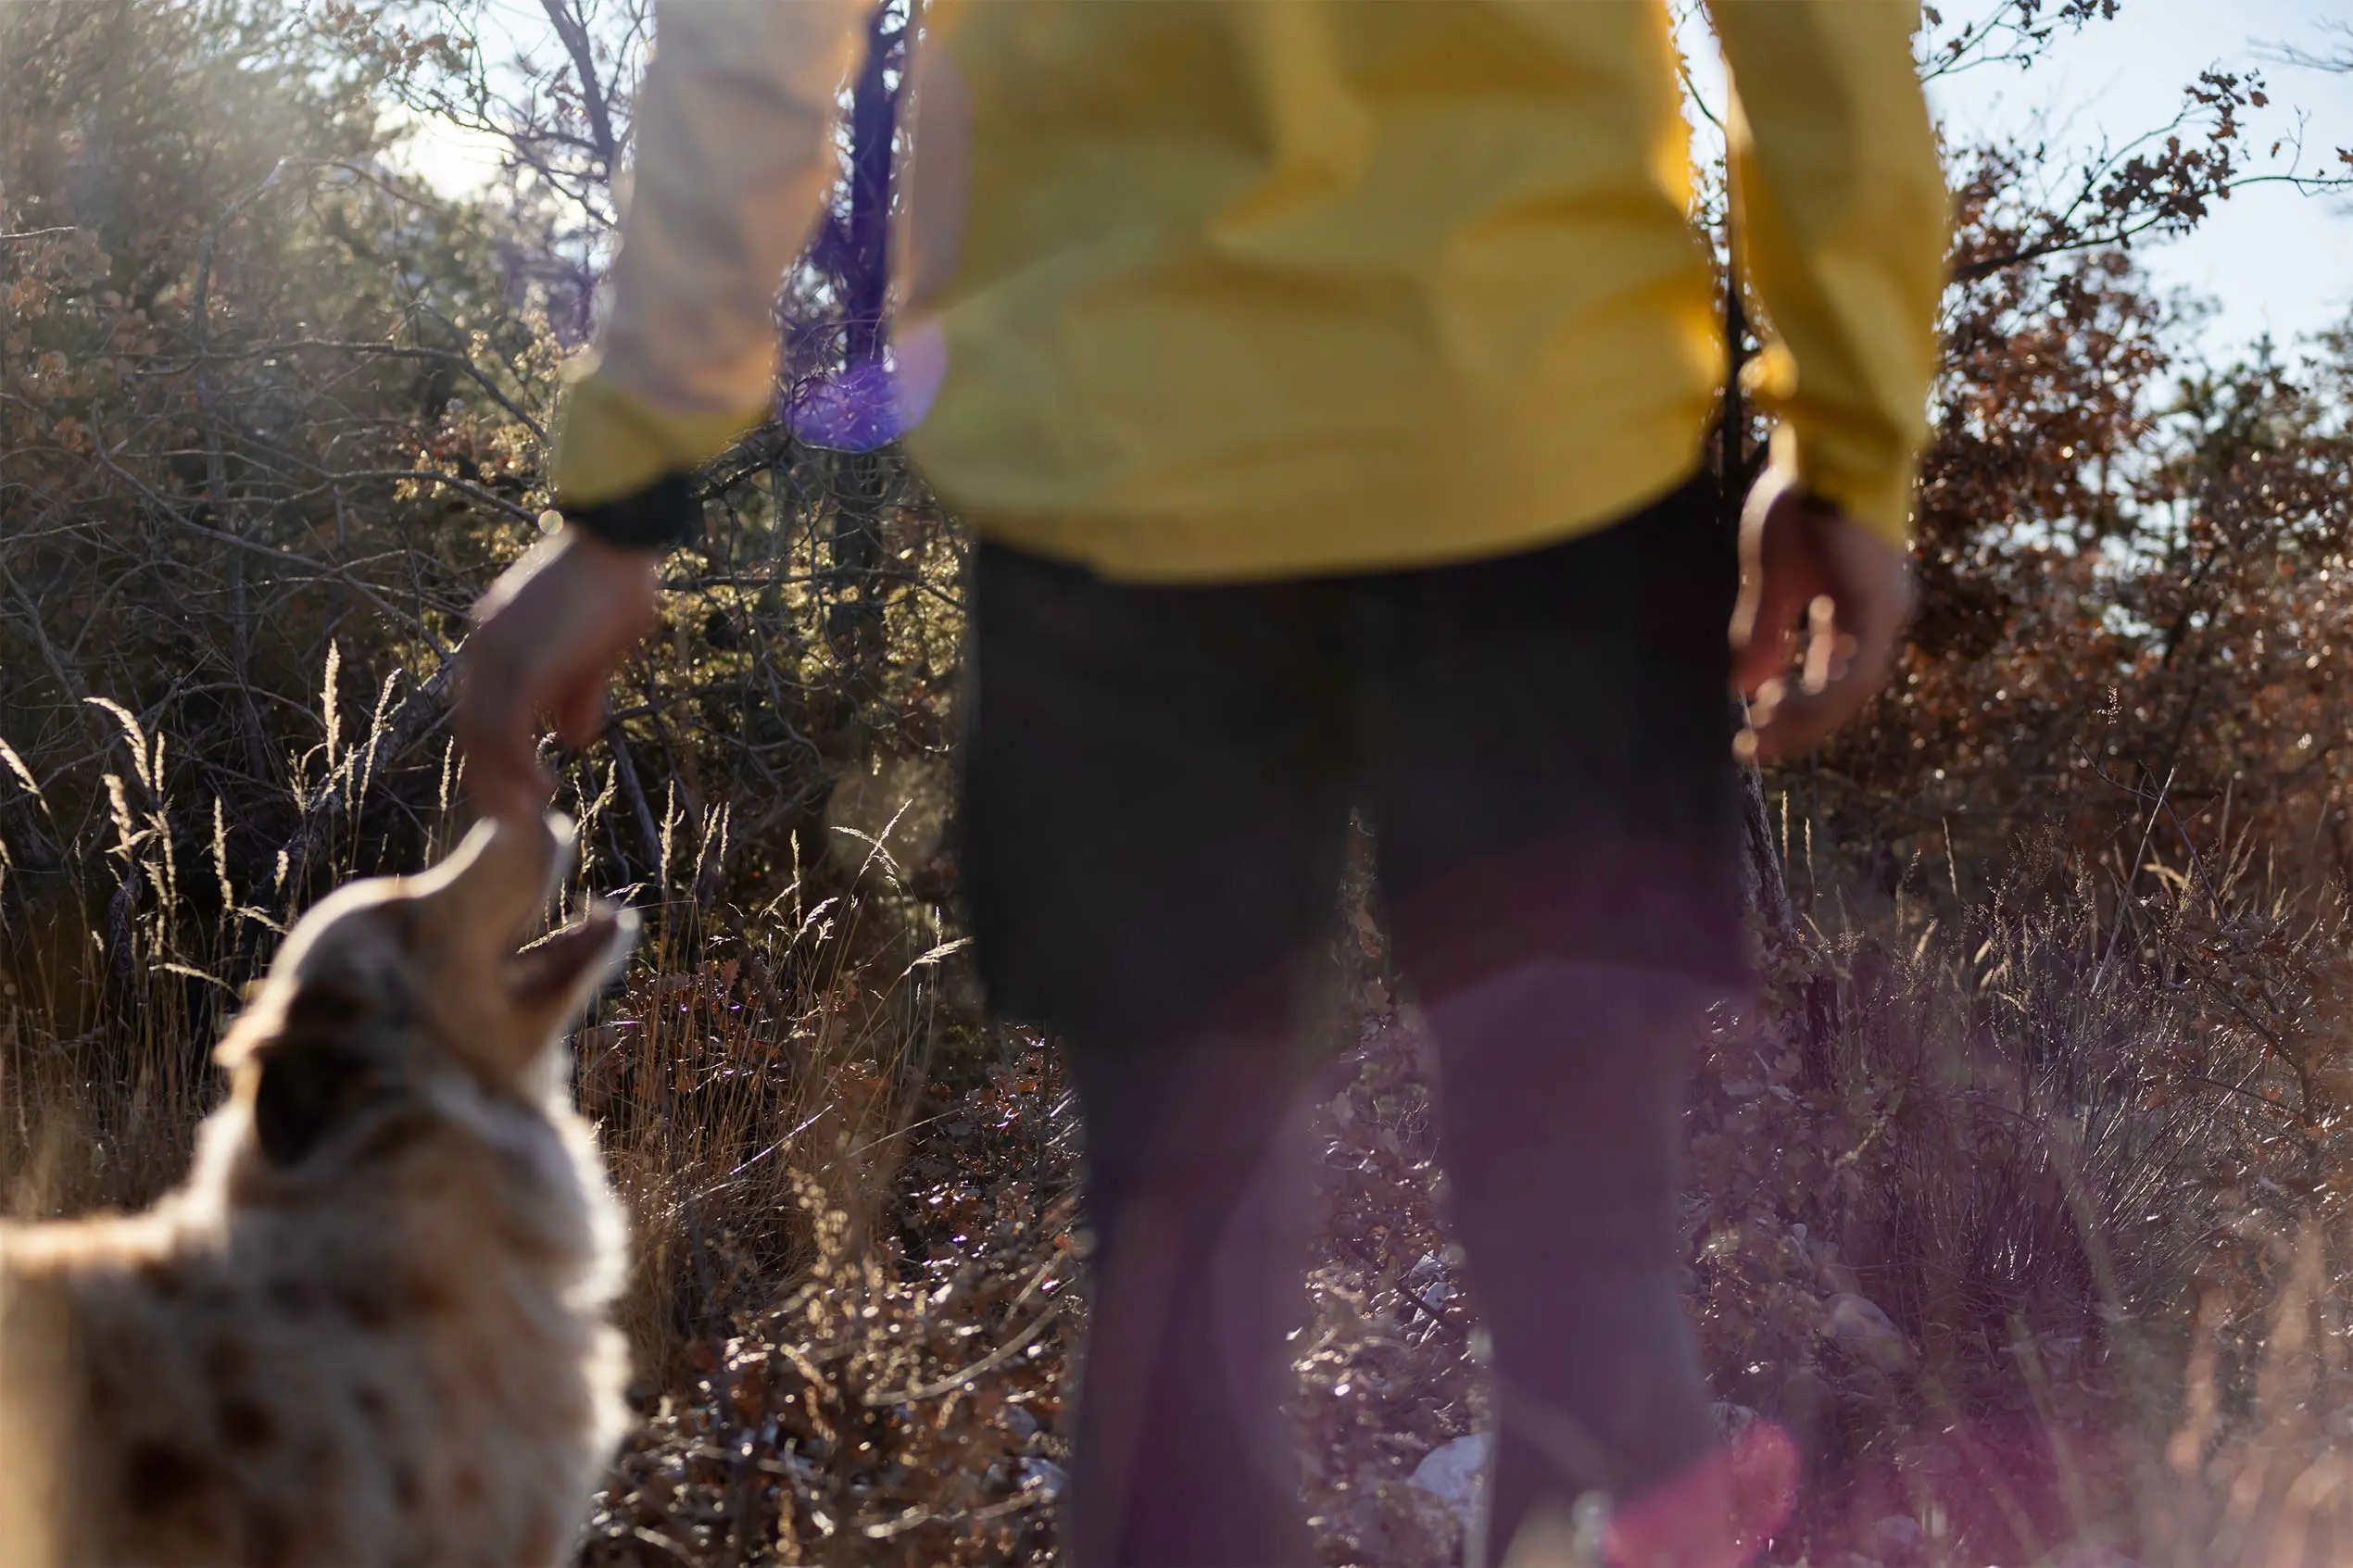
1680, 814, 2353, 1565
0, 659, 1082, 1565
9, 659, 2353, 1568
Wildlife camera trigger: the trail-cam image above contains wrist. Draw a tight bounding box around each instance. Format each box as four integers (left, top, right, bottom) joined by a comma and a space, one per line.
558, 470, 700, 553
558, 522, 665, 580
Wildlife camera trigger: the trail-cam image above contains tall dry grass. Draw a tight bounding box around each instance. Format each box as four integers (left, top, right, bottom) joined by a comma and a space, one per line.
14, 649, 2353, 1566
0, 648, 1080, 1565
1677, 796, 2353, 1565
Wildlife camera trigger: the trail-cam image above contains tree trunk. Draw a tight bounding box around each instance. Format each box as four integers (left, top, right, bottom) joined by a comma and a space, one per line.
824, 6, 903, 682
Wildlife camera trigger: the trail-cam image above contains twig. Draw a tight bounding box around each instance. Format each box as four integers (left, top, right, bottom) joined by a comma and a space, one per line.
538, 0, 622, 173
625, 1526, 694, 1562
334, 469, 541, 526
608, 722, 665, 880
2093, 765, 2174, 995
1327, 1230, 1470, 1343
86, 428, 447, 655
862, 1295, 1064, 1406
132, 339, 547, 442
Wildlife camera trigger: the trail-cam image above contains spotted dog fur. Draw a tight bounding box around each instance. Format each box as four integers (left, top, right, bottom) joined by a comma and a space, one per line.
0, 816, 633, 1566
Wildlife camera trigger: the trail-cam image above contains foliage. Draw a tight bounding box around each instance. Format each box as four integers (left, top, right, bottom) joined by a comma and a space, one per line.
6, 1, 2353, 1564
1823, 224, 2353, 885
0, 0, 958, 949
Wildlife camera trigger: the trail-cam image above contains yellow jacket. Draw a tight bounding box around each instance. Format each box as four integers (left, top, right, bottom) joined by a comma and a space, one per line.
554, 1, 1947, 576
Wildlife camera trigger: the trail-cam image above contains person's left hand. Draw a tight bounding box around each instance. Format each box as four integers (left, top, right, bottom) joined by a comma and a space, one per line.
1730, 470, 1915, 762
457, 526, 661, 824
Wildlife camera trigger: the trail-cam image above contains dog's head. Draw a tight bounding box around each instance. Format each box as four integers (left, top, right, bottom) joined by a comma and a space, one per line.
214, 814, 634, 1169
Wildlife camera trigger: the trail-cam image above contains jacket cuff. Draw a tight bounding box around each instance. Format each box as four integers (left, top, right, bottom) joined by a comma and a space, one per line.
1761, 417, 1916, 552
548, 366, 767, 509
565, 470, 702, 552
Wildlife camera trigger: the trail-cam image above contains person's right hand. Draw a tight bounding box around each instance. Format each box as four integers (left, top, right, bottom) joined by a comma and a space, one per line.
1729, 469, 1914, 763
456, 525, 661, 825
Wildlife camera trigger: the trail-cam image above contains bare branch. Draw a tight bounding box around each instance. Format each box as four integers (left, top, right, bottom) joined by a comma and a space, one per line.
2256, 19, 2353, 76
537, 0, 620, 173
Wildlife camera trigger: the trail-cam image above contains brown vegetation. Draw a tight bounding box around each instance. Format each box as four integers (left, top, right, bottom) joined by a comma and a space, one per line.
6, 0, 2353, 1562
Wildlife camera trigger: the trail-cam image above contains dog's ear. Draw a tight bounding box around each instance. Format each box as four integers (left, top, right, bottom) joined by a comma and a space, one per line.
482, 902, 635, 1080
510, 902, 635, 1024
247, 981, 390, 1165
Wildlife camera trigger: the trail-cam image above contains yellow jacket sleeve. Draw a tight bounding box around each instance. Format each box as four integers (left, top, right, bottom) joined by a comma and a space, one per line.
1704, 0, 1949, 546
548, 0, 871, 508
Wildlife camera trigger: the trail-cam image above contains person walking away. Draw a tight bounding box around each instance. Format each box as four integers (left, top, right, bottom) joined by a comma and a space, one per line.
456, 4, 1946, 1562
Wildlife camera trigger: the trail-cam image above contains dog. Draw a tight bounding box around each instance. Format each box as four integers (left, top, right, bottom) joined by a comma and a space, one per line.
0, 814, 633, 1566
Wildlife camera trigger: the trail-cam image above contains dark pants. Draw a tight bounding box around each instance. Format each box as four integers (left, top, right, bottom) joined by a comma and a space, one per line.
958, 476, 1749, 1564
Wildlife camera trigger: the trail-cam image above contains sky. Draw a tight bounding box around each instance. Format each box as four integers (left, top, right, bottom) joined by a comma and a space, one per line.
1674, 0, 2352, 361
401, 1, 2353, 365
1921, 0, 2352, 361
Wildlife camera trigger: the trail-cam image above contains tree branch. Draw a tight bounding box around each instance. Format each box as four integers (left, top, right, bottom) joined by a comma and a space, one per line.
538, 0, 620, 174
